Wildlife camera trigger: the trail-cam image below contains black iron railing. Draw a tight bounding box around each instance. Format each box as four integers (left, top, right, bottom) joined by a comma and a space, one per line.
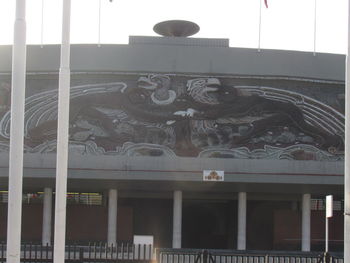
0, 242, 154, 263
156, 249, 344, 263
0, 244, 344, 263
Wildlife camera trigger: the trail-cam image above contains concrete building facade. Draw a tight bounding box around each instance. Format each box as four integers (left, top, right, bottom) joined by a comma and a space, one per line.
0, 35, 345, 251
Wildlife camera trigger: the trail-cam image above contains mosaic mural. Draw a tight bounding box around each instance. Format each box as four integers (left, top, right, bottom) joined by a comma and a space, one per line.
0, 74, 345, 161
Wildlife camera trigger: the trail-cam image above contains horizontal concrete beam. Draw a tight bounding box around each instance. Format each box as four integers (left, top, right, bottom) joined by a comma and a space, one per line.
0, 153, 344, 186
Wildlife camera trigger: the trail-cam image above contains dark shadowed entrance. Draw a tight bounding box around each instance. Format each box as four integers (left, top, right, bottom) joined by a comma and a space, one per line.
182, 200, 234, 249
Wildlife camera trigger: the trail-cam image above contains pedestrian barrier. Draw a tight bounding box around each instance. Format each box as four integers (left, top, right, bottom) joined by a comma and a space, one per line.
0, 242, 154, 263
155, 249, 343, 263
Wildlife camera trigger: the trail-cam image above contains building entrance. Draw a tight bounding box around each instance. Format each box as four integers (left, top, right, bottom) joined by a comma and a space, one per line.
182, 200, 233, 249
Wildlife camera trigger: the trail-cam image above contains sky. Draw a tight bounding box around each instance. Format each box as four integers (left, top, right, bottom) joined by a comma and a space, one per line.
0, 0, 348, 54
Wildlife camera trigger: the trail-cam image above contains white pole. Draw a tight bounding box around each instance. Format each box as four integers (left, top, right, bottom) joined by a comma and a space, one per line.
326, 195, 333, 252
107, 189, 118, 246
6, 0, 27, 262
313, 0, 317, 56
98, 0, 102, 47
237, 192, 247, 250
40, 0, 44, 48
258, 0, 262, 52
53, 0, 71, 262
42, 187, 52, 246
325, 217, 329, 252
172, 190, 182, 248
345, 0, 350, 262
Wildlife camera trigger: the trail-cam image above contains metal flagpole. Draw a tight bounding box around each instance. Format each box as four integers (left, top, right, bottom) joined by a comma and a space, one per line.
53, 0, 71, 262
313, 0, 317, 56
41, 0, 44, 48
6, 0, 27, 262
344, 1, 350, 262
98, 0, 102, 47
258, 0, 262, 51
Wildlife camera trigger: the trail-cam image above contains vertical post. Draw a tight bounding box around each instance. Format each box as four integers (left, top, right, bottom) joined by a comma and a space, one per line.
325, 195, 333, 253
42, 187, 52, 246
79, 248, 84, 263
325, 217, 329, 252
53, 0, 71, 262
237, 192, 247, 250
258, 0, 262, 51
40, 0, 44, 47
6, 0, 27, 262
172, 190, 182, 248
345, 0, 350, 259
107, 189, 118, 246
98, 0, 102, 47
313, 0, 317, 56
301, 194, 311, 251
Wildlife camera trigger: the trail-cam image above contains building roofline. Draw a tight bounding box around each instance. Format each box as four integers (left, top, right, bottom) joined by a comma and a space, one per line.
0, 43, 345, 81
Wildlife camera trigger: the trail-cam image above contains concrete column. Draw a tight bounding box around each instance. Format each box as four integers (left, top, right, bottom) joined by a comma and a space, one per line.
172, 190, 182, 248
301, 193, 311, 251
237, 192, 247, 250
107, 189, 118, 246
42, 187, 52, 246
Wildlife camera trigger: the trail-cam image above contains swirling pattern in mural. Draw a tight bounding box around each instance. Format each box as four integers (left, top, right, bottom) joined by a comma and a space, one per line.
0, 74, 344, 160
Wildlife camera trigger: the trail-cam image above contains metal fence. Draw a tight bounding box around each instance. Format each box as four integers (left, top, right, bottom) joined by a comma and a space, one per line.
156, 249, 344, 263
0, 244, 344, 263
0, 242, 154, 263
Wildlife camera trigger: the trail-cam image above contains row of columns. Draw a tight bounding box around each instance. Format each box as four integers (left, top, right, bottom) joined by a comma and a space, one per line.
41, 188, 118, 246
235, 192, 311, 251
40, 188, 312, 251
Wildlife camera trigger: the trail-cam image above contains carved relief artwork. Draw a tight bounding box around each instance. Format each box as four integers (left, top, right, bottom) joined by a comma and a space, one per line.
0, 82, 10, 112
0, 74, 344, 161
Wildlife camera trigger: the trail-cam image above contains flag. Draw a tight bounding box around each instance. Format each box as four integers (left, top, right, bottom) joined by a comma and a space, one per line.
264, 0, 268, 8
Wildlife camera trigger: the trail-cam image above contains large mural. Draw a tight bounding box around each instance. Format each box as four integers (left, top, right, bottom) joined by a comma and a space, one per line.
0, 74, 344, 161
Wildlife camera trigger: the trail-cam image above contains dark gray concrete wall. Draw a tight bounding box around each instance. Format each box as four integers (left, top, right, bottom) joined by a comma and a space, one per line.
0, 43, 345, 81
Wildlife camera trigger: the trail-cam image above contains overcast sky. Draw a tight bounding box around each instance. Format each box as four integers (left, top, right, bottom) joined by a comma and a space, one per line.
0, 0, 348, 54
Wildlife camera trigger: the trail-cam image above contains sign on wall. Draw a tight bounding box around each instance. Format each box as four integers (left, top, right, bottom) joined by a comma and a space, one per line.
203, 170, 224, 181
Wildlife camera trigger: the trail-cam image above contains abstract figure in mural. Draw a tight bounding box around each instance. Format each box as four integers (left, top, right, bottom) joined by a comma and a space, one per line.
123, 76, 343, 155
0, 75, 344, 160
137, 74, 177, 105
184, 78, 343, 153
